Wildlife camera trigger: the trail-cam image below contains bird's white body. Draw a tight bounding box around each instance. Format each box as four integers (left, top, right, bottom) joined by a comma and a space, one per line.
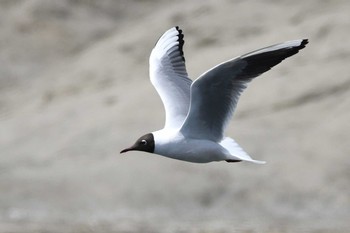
153, 129, 264, 163
153, 130, 226, 163
121, 26, 308, 164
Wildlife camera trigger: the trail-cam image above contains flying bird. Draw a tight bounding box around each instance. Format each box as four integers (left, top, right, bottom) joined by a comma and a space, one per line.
121, 26, 308, 163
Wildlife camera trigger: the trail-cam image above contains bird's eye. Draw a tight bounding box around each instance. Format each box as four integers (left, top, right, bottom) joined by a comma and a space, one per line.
141, 139, 147, 145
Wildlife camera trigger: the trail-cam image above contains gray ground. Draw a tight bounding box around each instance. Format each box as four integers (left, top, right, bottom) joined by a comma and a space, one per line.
1, 0, 350, 232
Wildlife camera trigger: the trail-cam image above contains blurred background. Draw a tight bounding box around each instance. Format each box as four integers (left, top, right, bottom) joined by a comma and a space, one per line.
1, 0, 350, 232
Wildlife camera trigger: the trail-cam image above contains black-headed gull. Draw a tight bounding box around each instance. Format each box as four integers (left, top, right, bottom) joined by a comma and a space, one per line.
121, 26, 308, 163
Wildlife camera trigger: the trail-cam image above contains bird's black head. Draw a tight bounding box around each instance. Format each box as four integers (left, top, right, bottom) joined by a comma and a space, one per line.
120, 133, 155, 154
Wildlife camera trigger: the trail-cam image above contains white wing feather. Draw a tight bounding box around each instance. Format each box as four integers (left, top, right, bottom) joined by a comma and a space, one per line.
149, 27, 192, 129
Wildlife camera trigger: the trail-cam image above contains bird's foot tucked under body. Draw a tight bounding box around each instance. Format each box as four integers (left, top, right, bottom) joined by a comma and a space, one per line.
225, 159, 242, 163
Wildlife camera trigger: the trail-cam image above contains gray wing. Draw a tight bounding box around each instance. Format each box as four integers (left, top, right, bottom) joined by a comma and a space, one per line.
180, 39, 308, 142
149, 26, 192, 129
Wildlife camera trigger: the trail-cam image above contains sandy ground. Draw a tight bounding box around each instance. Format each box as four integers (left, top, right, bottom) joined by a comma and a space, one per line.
1, 0, 350, 232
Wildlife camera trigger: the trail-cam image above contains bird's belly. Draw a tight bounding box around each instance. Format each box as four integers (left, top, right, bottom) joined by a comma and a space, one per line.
155, 139, 227, 163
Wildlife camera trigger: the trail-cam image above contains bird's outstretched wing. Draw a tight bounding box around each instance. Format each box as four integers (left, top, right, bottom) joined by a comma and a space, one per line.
149, 27, 192, 129
180, 39, 308, 141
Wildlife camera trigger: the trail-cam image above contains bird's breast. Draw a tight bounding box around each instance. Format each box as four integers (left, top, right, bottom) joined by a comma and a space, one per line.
154, 134, 226, 163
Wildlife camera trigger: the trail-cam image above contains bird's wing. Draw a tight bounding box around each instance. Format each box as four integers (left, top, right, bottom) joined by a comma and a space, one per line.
149, 26, 192, 129
180, 39, 308, 141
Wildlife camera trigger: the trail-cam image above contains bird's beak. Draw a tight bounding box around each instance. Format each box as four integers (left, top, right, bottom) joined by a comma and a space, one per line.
120, 145, 135, 154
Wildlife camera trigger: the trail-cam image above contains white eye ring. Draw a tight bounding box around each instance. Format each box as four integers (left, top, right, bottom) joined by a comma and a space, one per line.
141, 139, 147, 145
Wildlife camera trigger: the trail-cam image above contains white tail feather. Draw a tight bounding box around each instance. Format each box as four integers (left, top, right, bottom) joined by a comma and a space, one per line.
220, 137, 266, 164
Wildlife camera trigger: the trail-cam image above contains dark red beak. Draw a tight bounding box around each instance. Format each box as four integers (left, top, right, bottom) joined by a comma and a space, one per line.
120, 146, 135, 154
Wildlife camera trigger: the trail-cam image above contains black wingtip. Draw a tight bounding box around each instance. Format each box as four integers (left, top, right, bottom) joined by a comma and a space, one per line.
292, 39, 308, 55
175, 26, 185, 62
237, 39, 309, 81
299, 39, 309, 49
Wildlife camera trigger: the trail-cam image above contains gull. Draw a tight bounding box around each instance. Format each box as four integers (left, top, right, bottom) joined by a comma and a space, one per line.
120, 26, 308, 163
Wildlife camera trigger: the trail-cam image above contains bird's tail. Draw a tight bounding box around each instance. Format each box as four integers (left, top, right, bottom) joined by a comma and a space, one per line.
220, 137, 266, 164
